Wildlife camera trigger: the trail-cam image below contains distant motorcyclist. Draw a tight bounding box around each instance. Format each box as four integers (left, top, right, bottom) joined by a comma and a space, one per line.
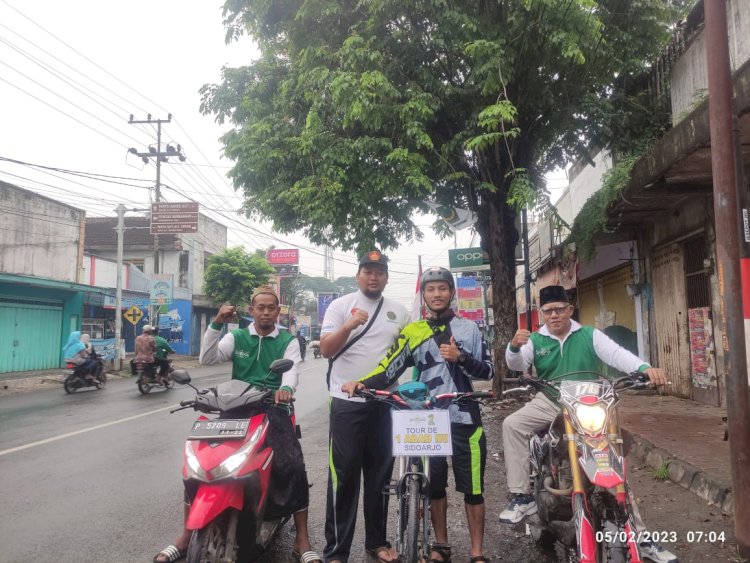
153, 330, 175, 379
62, 331, 97, 383
133, 324, 157, 378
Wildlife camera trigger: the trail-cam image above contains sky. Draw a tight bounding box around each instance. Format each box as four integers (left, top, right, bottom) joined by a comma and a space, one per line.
0, 0, 566, 310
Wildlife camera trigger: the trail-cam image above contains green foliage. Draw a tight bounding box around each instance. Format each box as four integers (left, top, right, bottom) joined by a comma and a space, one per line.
204, 0, 683, 343
568, 153, 639, 261
654, 461, 670, 481
204, 0, 680, 248
202, 247, 275, 306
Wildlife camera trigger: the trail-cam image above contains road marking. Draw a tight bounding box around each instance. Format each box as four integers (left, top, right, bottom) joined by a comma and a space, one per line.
1, 365, 326, 457
0, 404, 177, 457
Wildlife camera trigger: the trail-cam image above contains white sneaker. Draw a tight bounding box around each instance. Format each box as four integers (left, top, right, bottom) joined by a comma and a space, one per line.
639, 541, 679, 563
498, 493, 537, 524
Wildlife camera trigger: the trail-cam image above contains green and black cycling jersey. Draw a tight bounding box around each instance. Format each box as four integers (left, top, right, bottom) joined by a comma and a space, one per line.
359, 314, 494, 425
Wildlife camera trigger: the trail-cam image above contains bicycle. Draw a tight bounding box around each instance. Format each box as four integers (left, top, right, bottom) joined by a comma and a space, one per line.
357, 382, 494, 563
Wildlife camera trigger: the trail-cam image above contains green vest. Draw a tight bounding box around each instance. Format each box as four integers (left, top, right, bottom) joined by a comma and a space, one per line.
230, 328, 295, 389
530, 326, 602, 400
154, 335, 173, 359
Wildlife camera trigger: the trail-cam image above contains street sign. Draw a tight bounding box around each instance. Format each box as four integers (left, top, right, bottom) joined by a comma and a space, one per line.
124, 305, 144, 325
275, 264, 299, 276
149, 274, 174, 306
448, 247, 491, 272
150, 202, 199, 234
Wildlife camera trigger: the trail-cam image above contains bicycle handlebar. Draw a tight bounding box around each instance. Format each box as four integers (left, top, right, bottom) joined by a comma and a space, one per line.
501, 372, 655, 398
356, 388, 494, 406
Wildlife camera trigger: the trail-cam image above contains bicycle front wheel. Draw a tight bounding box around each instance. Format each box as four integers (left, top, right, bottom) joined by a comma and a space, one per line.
403, 474, 420, 563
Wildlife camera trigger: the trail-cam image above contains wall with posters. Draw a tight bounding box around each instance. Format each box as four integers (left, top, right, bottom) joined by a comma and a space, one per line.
317, 293, 338, 324
157, 298, 192, 355
456, 275, 485, 326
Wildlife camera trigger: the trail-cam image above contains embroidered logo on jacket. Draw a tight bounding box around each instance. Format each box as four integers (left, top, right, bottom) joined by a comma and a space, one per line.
536, 348, 551, 357
235, 350, 250, 359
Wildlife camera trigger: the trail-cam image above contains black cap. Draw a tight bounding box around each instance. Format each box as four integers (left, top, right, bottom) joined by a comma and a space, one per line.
358, 249, 389, 270
539, 285, 569, 306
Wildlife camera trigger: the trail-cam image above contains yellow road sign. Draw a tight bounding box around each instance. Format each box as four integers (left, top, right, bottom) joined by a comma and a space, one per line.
124, 305, 144, 325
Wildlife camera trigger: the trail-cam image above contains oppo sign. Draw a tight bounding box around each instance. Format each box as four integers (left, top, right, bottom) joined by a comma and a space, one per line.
448, 247, 490, 271
266, 248, 299, 265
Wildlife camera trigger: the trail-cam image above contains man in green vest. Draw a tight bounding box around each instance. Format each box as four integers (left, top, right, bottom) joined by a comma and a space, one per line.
153, 329, 175, 382
500, 285, 678, 563
153, 285, 322, 563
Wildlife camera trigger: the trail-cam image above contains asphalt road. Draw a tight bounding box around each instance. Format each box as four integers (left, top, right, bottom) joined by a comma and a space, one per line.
0, 361, 739, 563
0, 359, 331, 563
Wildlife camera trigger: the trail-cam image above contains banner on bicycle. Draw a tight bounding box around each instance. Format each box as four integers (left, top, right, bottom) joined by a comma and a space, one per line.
391, 410, 453, 456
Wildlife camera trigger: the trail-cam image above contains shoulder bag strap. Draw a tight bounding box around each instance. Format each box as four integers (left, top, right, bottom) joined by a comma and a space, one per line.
326, 297, 385, 388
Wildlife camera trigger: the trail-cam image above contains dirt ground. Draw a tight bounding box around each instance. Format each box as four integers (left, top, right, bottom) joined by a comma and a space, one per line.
265, 397, 741, 562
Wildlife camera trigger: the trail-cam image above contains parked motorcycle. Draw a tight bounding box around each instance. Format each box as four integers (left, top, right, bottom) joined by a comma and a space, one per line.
64, 351, 106, 393
503, 371, 652, 563
170, 359, 297, 563
135, 359, 174, 394
311, 341, 321, 359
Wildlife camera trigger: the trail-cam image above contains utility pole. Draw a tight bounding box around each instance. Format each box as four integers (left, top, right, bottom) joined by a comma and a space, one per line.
128, 114, 186, 273
521, 208, 532, 332
323, 245, 334, 281
128, 114, 185, 326
704, 1, 750, 557
114, 204, 127, 371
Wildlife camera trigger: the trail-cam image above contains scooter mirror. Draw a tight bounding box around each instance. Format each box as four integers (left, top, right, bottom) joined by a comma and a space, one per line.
269, 358, 294, 374
172, 369, 191, 385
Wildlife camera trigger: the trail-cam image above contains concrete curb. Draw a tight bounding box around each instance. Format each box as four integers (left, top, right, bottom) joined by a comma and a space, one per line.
627, 430, 734, 515
0, 358, 201, 397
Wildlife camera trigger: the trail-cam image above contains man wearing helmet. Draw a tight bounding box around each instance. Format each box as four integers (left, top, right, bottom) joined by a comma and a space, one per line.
342, 267, 494, 563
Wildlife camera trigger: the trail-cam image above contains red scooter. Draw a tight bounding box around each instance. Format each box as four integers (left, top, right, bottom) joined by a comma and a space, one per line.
171, 359, 296, 563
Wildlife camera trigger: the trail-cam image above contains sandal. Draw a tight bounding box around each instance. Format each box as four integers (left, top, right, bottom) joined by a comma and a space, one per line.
469, 557, 489, 563
292, 549, 323, 563
429, 543, 452, 563
366, 545, 399, 563
153, 544, 186, 562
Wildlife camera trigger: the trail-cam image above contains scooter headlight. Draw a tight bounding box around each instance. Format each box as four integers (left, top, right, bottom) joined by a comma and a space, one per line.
210, 421, 267, 480
185, 441, 208, 480
573, 403, 607, 435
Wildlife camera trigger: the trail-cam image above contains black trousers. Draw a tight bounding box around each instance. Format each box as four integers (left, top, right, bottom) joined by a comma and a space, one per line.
154, 358, 170, 376
324, 398, 394, 561
263, 405, 310, 518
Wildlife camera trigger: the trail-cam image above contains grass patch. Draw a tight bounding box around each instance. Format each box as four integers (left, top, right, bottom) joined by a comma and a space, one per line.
653, 461, 670, 481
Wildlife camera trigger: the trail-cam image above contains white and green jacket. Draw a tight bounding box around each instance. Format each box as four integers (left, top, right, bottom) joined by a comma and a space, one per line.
505, 320, 649, 400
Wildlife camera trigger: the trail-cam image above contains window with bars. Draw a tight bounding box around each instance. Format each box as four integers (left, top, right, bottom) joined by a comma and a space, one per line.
179, 251, 190, 288
683, 236, 711, 308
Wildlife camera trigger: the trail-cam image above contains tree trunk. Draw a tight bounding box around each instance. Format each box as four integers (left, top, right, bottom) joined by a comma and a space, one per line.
484, 193, 520, 394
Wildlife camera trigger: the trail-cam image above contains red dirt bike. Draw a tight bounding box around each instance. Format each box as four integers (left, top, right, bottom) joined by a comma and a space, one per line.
503, 371, 652, 563
170, 359, 297, 563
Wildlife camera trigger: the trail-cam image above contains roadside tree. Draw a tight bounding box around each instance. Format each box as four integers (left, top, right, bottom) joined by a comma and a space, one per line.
201, 0, 683, 378
203, 247, 275, 306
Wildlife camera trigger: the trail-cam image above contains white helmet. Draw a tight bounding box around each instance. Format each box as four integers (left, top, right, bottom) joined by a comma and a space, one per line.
142, 325, 155, 333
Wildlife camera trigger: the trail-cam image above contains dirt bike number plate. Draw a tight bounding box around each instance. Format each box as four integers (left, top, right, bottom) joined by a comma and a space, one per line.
188, 419, 250, 440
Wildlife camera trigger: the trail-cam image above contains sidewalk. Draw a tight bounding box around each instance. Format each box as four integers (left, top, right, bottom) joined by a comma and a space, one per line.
0, 355, 202, 397
617, 391, 733, 515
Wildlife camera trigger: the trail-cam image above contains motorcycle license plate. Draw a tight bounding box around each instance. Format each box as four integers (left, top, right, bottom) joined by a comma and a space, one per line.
188, 419, 249, 440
